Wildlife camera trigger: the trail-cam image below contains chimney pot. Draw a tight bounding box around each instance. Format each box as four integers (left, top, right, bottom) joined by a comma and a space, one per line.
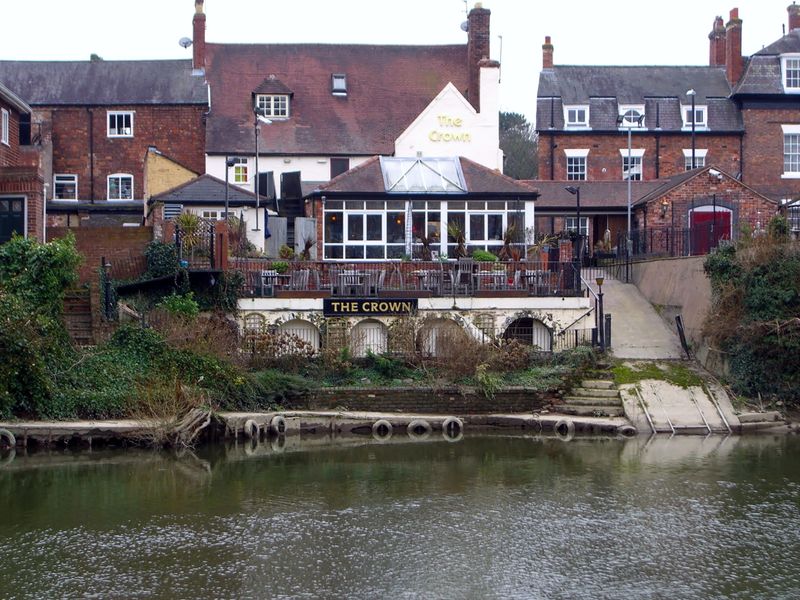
192, 1, 206, 72
788, 3, 800, 31
542, 36, 554, 69
467, 4, 491, 112
725, 7, 744, 86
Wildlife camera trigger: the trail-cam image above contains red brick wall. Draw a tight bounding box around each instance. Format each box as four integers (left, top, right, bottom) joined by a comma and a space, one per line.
538, 132, 742, 181
467, 6, 490, 112
36, 104, 205, 201
0, 168, 44, 241
0, 98, 21, 167
49, 226, 153, 283
741, 107, 800, 199
636, 171, 779, 235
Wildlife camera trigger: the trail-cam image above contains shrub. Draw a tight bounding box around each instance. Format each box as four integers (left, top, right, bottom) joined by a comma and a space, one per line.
472, 249, 498, 262
144, 241, 179, 278
271, 261, 290, 274
158, 292, 200, 319
278, 245, 295, 260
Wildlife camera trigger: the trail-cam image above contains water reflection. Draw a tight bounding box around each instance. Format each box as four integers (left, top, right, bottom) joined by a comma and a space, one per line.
1, 435, 798, 599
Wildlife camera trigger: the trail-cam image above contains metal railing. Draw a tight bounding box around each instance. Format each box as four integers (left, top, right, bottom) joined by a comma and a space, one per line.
230, 259, 583, 299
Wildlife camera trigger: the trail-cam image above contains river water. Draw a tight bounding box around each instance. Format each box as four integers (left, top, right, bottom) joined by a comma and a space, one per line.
1, 434, 799, 599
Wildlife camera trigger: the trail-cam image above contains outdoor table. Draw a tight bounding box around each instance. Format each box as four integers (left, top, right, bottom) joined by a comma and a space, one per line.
475, 270, 508, 290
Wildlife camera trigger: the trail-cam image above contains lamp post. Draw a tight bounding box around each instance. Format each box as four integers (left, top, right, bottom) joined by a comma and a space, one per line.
224, 156, 236, 225
564, 185, 582, 261
253, 108, 272, 231
595, 276, 605, 352
686, 89, 697, 169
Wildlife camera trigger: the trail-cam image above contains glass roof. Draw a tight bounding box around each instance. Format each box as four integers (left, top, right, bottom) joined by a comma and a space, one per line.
380, 157, 467, 194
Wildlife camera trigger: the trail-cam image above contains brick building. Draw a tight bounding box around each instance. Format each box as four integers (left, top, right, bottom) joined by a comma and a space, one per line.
0, 59, 207, 228
0, 81, 43, 243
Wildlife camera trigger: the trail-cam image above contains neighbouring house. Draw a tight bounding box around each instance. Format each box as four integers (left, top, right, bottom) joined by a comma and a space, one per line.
0, 80, 43, 243
536, 37, 743, 183
535, 5, 800, 241
192, 0, 501, 253
0, 58, 208, 229
530, 166, 780, 257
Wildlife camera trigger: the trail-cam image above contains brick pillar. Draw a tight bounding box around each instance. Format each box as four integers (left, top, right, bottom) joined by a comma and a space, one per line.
542, 36, 554, 69
467, 3, 491, 112
708, 16, 726, 66
193, 1, 206, 72
725, 8, 743, 86
215, 221, 229, 271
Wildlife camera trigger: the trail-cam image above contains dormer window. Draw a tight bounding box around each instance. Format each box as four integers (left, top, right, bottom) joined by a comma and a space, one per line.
782, 55, 800, 91
564, 105, 589, 128
681, 105, 707, 129
255, 94, 289, 118
618, 105, 645, 128
331, 74, 347, 96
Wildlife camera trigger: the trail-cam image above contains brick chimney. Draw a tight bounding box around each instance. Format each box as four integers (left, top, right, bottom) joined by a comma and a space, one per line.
789, 3, 800, 31
542, 36, 554, 69
725, 8, 744, 86
467, 2, 491, 112
193, 0, 206, 72
709, 17, 726, 66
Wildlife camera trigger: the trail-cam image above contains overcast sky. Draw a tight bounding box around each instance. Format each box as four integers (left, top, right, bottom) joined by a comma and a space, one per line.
0, 1, 795, 124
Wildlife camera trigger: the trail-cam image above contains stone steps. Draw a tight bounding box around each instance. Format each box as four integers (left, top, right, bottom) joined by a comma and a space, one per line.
559, 404, 625, 417
556, 378, 624, 418
570, 387, 620, 398
63, 288, 94, 345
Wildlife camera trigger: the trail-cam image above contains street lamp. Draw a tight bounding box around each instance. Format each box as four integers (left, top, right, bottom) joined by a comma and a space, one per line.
595, 276, 605, 352
564, 185, 582, 260
253, 107, 272, 231
224, 156, 236, 224
686, 89, 697, 170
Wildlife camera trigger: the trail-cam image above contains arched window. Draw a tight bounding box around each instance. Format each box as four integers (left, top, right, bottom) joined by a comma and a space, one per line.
502, 317, 552, 352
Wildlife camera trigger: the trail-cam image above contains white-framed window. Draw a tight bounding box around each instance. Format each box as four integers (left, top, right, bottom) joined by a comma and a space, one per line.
787, 202, 800, 232
54, 174, 78, 200
619, 149, 645, 181
564, 105, 589, 128
199, 210, 232, 220
783, 125, 800, 177
681, 105, 707, 129
565, 149, 589, 181
683, 149, 708, 170
618, 105, 645, 128
107, 111, 134, 137
323, 200, 386, 260
228, 157, 249, 184
331, 74, 347, 96
1, 108, 8, 145
107, 173, 133, 200
565, 216, 589, 237
255, 94, 289, 118
782, 55, 800, 91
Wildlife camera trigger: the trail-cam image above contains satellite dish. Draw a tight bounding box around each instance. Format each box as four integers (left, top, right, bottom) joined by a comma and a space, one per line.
179, 37, 193, 49
460, 21, 469, 32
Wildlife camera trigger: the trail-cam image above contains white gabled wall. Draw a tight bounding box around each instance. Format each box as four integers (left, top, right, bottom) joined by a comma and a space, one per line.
394, 68, 502, 171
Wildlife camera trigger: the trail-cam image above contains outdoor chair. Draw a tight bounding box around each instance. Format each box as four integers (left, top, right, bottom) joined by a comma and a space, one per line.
454, 257, 476, 295
289, 269, 310, 291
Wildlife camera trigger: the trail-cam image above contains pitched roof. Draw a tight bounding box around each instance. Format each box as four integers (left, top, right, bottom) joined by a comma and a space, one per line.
204, 43, 469, 155
0, 80, 30, 114
528, 181, 661, 210
149, 174, 261, 206
733, 30, 800, 95
0, 60, 207, 105
312, 156, 538, 197
537, 66, 741, 131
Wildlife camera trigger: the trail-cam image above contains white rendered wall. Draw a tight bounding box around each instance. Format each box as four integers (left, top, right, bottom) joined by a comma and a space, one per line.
205, 155, 371, 199
394, 70, 502, 171
184, 204, 266, 252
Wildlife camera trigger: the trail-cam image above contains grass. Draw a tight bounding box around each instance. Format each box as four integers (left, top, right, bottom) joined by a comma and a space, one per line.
612, 361, 703, 388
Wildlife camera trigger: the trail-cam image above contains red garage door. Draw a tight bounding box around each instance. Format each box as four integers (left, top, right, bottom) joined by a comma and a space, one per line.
691, 210, 730, 255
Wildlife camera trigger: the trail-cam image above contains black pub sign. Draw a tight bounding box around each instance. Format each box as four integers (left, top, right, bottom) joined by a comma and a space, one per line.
323, 298, 418, 317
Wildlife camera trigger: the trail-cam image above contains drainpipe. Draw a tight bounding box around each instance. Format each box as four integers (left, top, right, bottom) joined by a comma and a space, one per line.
87, 108, 95, 202
549, 97, 555, 179
654, 103, 661, 179
42, 182, 48, 242
738, 132, 744, 180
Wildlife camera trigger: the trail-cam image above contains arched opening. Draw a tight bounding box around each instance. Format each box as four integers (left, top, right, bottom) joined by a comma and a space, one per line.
351, 319, 388, 357
277, 319, 320, 354
502, 317, 552, 351
689, 205, 732, 255
417, 319, 470, 358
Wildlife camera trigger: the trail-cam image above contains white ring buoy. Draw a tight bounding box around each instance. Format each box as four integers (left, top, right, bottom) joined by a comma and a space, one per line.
0, 428, 15, 449
441, 417, 464, 442
269, 415, 287, 436
372, 419, 393, 441
554, 418, 575, 441
243, 419, 259, 440
407, 419, 432, 441
617, 424, 637, 438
